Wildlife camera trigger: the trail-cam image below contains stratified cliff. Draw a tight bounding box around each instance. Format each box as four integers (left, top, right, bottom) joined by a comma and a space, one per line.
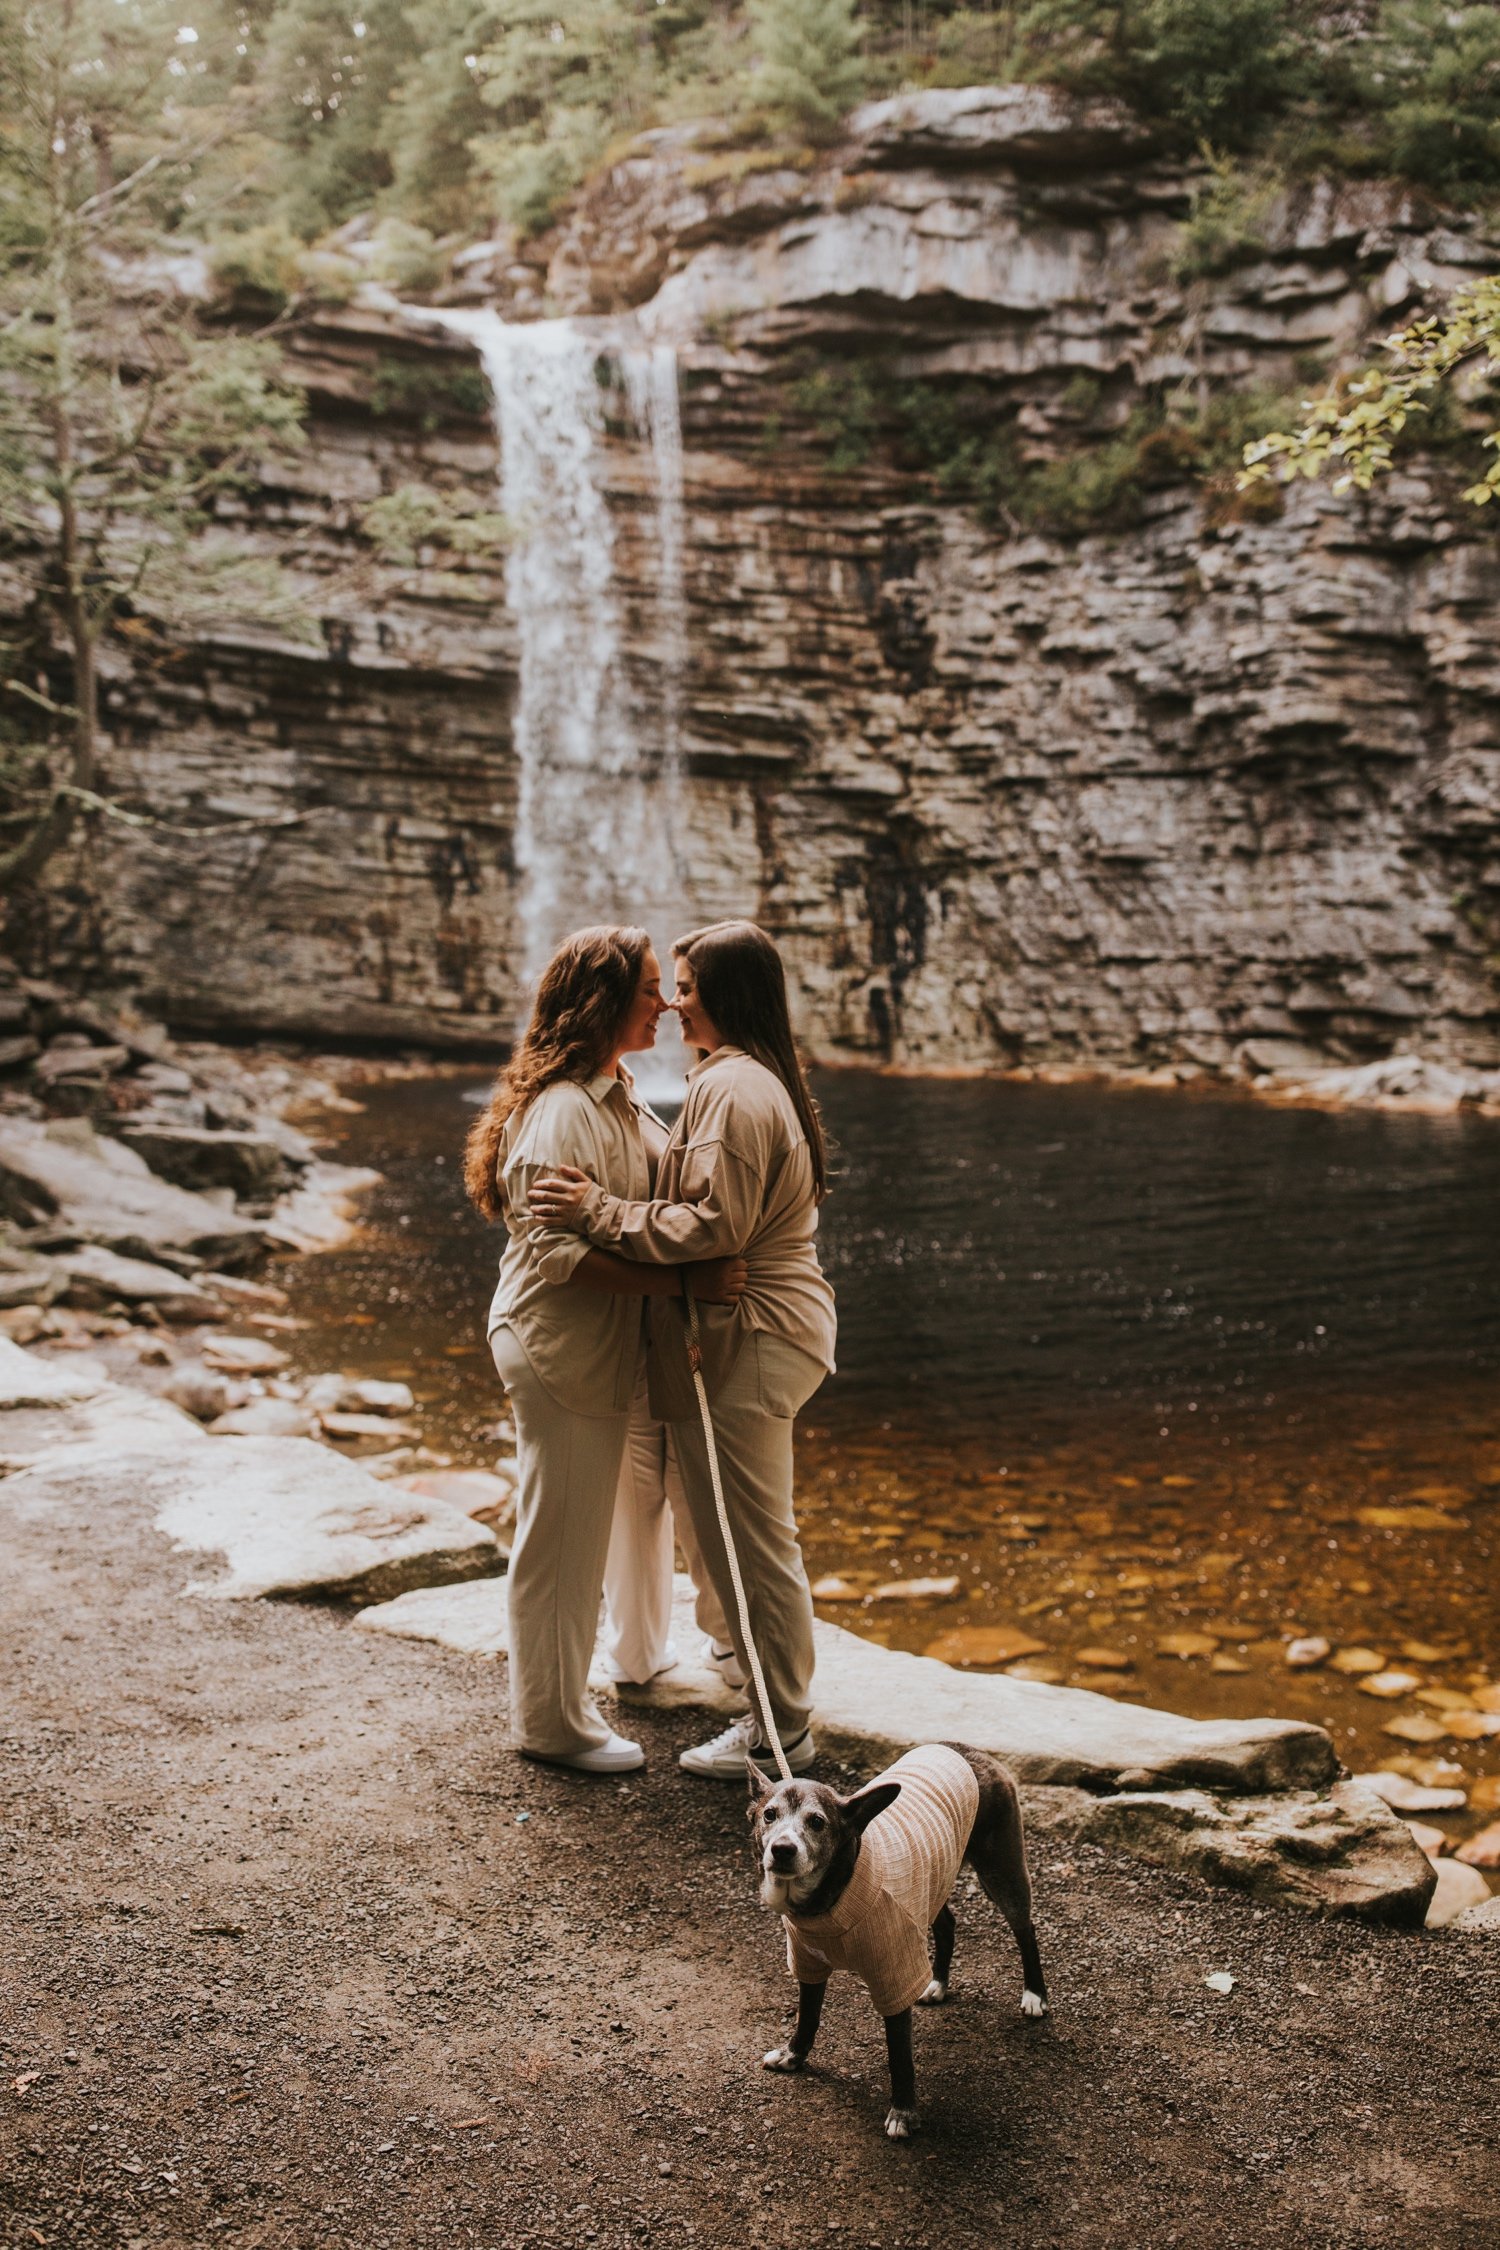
11, 87, 1500, 1071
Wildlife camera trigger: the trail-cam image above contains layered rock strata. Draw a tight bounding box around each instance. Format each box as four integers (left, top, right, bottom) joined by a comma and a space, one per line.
11, 87, 1500, 1069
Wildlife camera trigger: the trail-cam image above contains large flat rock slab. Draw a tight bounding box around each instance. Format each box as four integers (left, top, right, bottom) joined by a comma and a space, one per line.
150, 1436, 501, 1601
0, 1119, 264, 1262
361, 1575, 1337, 1795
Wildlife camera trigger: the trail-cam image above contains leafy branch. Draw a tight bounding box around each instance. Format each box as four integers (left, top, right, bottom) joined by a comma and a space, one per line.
1239, 276, 1500, 506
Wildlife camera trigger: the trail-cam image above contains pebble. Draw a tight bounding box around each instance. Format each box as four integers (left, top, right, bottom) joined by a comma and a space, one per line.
1357, 1670, 1422, 1699
1330, 1647, 1384, 1675
1157, 1631, 1219, 1660
810, 1575, 863, 1602
1357, 1504, 1468, 1530
1204, 1972, 1235, 1995
1210, 1654, 1250, 1674
1383, 1713, 1449, 1744
1455, 1822, 1500, 1869
1005, 1658, 1064, 1684
1386, 1754, 1465, 1785
922, 1625, 1047, 1666
871, 1576, 961, 1602
1075, 1647, 1133, 1670
1416, 1688, 1477, 1712
1443, 1712, 1500, 1741
1472, 1683, 1500, 1716
1285, 1637, 1330, 1668
1471, 1776, 1500, 1813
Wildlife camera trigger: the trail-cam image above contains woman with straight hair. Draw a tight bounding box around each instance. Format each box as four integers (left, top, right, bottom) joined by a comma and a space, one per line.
467, 925, 744, 1774
529, 918, 836, 1781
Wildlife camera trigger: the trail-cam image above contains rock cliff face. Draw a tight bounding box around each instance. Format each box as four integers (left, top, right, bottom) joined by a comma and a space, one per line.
14, 87, 1500, 1070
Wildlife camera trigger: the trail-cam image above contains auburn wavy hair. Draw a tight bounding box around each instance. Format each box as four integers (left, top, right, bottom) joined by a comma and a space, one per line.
673, 919, 828, 1198
464, 924, 652, 1221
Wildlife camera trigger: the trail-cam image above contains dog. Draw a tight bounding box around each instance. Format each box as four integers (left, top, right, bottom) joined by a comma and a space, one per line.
747, 1741, 1046, 2138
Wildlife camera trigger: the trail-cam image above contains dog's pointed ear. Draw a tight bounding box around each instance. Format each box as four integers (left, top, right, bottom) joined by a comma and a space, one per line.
746, 1758, 774, 1812
843, 1780, 901, 1834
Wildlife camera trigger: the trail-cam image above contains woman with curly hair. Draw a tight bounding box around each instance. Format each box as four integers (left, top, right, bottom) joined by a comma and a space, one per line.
466, 925, 744, 1774
529, 920, 836, 1783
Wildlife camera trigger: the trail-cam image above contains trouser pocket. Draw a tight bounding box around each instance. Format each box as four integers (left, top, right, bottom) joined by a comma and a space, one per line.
754, 1332, 826, 1420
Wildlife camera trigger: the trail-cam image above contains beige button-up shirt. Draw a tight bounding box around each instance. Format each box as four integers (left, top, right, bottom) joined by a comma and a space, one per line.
488, 1069, 668, 1416
784, 1746, 979, 2016
574, 1045, 836, 1420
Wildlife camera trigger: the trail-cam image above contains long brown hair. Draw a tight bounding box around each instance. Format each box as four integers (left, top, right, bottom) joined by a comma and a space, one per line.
674, 919, 828, 1198
464, 924, 651, 1221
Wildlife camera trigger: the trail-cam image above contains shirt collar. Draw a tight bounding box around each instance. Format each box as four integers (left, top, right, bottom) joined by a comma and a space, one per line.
582, 1069, 628, 1105
686, 1043, 744, 1082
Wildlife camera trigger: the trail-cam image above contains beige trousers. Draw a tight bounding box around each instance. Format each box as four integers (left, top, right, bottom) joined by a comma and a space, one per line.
603, 1361, 730, 1685
491, 1324, 628, 1759
668, 1329, 826, 1743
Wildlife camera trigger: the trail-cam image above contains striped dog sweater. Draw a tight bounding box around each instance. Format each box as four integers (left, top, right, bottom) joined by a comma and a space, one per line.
783, 1745, 979, 2017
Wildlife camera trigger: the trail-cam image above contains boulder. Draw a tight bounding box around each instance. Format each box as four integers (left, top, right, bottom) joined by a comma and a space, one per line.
849, 85, 1155, 171
0, 1119, 265, 1264
161, 1360, 245, 1422
119, 1124, 296, 1199
1026, 1781, 1437, 1927
148, 1435, 500, 1601
1425, 1857, 1492, 1929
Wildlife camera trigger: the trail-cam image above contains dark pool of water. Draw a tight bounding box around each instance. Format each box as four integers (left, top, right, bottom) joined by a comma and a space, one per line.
280, 1069, 1500, 1814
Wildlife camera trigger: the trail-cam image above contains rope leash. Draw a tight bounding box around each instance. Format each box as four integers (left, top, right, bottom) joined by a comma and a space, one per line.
683, 1282, 792, 1784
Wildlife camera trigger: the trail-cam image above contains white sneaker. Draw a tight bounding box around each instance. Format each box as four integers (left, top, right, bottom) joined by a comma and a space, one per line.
678, 1713, 816, 1781
706, 1642, 747, 1690
522, 1730, 645, 1774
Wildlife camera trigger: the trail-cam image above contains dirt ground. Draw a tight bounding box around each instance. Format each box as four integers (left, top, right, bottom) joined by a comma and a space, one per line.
2, 1465, 1496, 2250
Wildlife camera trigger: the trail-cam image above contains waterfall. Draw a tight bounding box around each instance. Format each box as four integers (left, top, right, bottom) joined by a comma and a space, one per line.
407, 308, 697, 1095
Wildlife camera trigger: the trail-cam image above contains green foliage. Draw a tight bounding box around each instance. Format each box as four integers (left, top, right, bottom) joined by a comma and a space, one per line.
748, 0, 865, 144
1361, 1, 1500, 197
210, 222, 308, 308
360, 481, 511, 564
790, 365, 879, 471
1172, 150, 1283, 280
1241, 278, 1500, 507
369, 354, 493, 425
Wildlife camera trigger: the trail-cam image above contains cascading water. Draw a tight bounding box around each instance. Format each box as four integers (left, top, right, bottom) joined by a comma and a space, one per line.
408, 308, 697, 1099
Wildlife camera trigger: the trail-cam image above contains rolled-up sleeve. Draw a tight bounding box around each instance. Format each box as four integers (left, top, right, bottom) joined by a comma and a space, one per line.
578, 1135, 765, 1263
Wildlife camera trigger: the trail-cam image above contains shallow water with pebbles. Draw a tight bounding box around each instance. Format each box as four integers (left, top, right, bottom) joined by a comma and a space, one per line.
281, 1069, 1500, 1858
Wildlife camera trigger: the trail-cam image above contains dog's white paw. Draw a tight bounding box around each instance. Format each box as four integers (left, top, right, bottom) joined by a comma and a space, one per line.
1021, 1989, 1048, 2019
884, 2107, 919, 2140
918, 1977, 948, 2007
762, 2045, 806, 2074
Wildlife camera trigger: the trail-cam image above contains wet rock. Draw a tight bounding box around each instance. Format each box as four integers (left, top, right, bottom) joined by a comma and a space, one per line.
1383, 1712, 1450, 1744
1444, 1712, 1500, 1741
53, 1245, 221, 1322
319, 1410, 422, 1450
304, 1373, 416, 1416
208, 1399, 317, 1439
922, 1625, 1048, 1667
160, 1361, 244, 1422
1028, 1780, 1436, 1926
1357, 1504, 1468, 1531
1330, 1647, 1384, 1675
1076, 1647, 1133, 1670
1473, 1776, 1500, 1812
871, 1575, 961, 1601
1285, 1637, 1331, 1668
1473, 1683, 1500, 1715
1425, 1857, 1491, 1928
148, 1435, 501, 1600
0, 1119, 264, 1264
1158, 1631, 1220, 1660
202, 1334, 290, 1376
1455, 1821, 1500, 1869
810, 1574, 865, 1601
1354, 1770, 1467, 1813
118, 1124, 295, 1199
1358, 1669, 1423, 1699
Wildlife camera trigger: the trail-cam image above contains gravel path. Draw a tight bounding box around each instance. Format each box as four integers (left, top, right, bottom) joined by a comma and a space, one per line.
2, 1463, 1496, 2250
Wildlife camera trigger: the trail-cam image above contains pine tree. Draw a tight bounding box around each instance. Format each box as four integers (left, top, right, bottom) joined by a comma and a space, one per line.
750, 0, 865, 145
